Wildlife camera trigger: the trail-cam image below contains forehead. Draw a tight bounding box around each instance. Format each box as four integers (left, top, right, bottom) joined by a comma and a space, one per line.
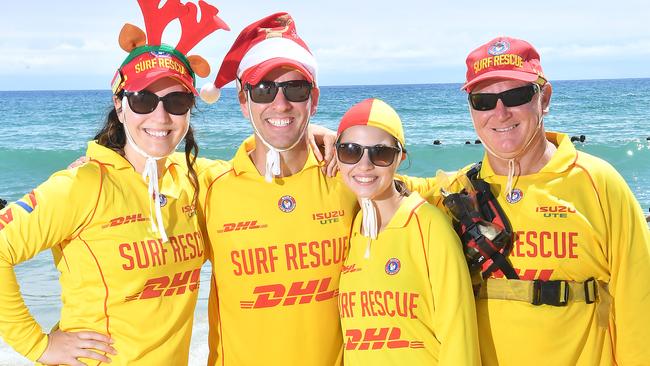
142, 77, 189, 93
339, 125, 396, 145
261, 67, 308, 82
472, 78, 530, 93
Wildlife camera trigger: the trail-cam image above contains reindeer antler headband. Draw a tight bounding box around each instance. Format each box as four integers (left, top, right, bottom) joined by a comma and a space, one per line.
112, 0, 229, 95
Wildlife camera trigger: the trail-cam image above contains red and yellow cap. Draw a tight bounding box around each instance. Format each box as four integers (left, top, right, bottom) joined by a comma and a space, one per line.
337, 98, 405, 147
112, 45, 197, 94
462, 36, 546, 92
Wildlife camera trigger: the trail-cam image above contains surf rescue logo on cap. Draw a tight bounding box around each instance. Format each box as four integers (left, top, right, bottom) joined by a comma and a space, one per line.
385, 258, 401, 275
278, 195, 296, 213
506, 188, 523, 204
488, 40, 510, 56
150, 50, 172, 58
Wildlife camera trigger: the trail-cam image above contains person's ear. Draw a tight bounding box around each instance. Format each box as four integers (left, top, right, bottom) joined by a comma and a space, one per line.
113, 95, 124, 123
541, 83, 552, 114
310, 87, 320, 116
238, 89, 250, 119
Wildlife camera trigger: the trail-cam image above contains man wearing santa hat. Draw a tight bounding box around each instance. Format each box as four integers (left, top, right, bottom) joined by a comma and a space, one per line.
199, 12, 356, 366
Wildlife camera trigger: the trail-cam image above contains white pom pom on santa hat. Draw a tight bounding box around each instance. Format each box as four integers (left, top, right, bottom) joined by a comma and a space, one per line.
200, 82, 221, 104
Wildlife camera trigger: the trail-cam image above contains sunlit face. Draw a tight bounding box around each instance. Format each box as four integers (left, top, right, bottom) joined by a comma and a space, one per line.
114, 77, 190, 158
337, 125, 402, 200
469, 79, 551, 158
239, 68, 319, 149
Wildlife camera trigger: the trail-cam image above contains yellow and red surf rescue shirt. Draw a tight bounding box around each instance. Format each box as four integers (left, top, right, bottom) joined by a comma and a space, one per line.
338, 192, 480, 365
0, 142, 206, 365
201, 136, 357, 366
406, 132, 650, 365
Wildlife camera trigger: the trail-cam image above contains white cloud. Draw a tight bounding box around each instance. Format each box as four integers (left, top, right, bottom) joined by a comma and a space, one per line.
2, 0, 649, 90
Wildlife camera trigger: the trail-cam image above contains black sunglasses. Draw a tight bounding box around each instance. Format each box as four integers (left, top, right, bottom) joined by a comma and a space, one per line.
244, 80, 313, 104
336, 142, 402, 167
124, 90, 195, 115
468, 84, 540, 111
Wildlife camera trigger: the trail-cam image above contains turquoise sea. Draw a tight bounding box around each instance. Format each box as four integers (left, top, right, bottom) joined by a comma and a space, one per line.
1, 79, 649, 364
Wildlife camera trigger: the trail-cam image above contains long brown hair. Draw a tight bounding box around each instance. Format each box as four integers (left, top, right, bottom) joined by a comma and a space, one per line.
94, 94, 200, 205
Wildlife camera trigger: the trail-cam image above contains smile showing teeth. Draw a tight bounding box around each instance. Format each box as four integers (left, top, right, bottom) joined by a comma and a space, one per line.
145, 129, 170, 137
266, 118, 292, 127
493, 124, 519, 133
354, 176, 377, 184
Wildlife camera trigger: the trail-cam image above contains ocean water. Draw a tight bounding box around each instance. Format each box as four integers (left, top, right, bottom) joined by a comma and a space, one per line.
0, 79, 649, 364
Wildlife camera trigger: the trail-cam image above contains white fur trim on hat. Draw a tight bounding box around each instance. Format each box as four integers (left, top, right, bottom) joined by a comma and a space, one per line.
238, 37, 318, 82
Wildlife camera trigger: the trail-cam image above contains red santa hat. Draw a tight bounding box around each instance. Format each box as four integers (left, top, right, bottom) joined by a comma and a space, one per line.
200, 12, 318, 103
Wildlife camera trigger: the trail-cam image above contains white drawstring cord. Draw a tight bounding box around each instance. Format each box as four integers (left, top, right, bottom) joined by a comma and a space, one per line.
121, 96, 190, 242
359, 147, 403, 259
245, 90, 312, 182
361, 198, 378, 259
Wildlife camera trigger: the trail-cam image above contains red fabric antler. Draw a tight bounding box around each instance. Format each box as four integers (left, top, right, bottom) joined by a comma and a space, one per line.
176, 0, 230, 54
137, 0, 187, 46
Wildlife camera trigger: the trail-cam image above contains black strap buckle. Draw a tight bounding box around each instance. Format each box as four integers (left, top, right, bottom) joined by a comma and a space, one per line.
584, 278, 597, 304
532, 280, 569, 306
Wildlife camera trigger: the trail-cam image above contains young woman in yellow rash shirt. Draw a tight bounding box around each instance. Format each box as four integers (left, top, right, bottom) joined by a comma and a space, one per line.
335, 98, 480, 366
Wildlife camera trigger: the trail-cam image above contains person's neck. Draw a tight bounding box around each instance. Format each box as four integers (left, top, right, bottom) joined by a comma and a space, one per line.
249, 135, 310, 178
124, 148, 166, 176
487, 131, 557, 176
363, 185, 404, 233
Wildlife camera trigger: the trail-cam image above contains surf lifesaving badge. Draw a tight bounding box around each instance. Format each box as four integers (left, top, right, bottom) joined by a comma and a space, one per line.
158, 193, 168, 207
506, 188, 523, 204
488, 40, 510, 56
278, 195, 296, 213
385, 258, 401, 275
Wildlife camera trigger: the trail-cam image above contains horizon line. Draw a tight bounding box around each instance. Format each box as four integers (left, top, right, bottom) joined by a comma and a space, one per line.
1, 77, 649, 93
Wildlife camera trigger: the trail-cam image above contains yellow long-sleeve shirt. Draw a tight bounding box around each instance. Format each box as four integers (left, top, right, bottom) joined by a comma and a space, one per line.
0, 142, 205, 365
406, 132, 650, 365
201, 136, 357, 366
339, 192, 480, 366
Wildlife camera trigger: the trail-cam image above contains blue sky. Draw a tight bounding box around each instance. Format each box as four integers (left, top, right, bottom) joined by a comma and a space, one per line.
2, 0, 649, 90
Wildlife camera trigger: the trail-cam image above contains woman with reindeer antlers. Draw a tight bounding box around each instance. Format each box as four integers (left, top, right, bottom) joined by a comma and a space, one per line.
0, 1, 228, 364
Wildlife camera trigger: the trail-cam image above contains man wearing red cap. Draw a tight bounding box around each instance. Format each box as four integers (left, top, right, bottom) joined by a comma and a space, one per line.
449, 36, 650, 365
198, 13, 356, 366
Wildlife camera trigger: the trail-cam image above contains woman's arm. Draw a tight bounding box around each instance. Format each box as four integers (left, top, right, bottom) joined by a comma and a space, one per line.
425, 207, 480, 365
0, 165, 116, 363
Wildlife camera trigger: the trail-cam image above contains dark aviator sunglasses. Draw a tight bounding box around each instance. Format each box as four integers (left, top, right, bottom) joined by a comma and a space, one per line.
335, 143, 403, 167
469, 84, 540, 111
244, 80, 313, 104
124, 90, 195, 115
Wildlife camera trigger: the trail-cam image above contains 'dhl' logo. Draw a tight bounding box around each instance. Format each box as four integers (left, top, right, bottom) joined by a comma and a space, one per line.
102, 213, 147, 229
341, 264, 361, 274
240, 277, 337, 309
217, 220, 268, 233
345, 327, 423, 351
